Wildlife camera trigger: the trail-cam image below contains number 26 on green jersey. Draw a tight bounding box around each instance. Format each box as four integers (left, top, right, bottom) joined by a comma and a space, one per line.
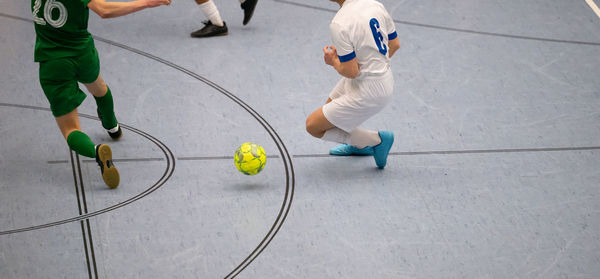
33, 0, 68, 28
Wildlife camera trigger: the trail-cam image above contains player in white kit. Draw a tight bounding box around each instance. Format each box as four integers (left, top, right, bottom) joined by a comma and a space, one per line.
305, 0, 400, 169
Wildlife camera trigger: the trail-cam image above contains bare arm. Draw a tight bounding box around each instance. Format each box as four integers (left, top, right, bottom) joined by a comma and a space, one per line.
323, 46, 359, 79
87, 0, 170, 19
388, 37, 400, 58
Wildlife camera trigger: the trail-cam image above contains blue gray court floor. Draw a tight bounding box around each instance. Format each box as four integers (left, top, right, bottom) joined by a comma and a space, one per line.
1, 0, 600, 278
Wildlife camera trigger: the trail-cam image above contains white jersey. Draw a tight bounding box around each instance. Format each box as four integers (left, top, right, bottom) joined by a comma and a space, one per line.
330, 0, 397, 79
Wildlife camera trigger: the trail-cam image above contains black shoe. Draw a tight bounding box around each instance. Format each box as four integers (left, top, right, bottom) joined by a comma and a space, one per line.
190, 21, 228, 38
241, 0, 258, 25
107, 124, 122, 140
95, 144, 120, 189
97, 108, 121, 139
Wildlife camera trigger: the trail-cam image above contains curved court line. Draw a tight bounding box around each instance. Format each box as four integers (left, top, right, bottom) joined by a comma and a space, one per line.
88, 35, 296, 279
0, 103, 176, 235
273, 0, 600, 46
0, 13, 295, 279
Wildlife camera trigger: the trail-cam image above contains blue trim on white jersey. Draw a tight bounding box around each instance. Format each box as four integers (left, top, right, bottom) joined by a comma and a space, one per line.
388, 31, 398, 40
338, 51, 356, 62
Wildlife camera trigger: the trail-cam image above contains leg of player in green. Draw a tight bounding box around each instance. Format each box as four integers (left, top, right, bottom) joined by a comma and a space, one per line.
94, 87, 117, 130
38, 55, 121, 189
59, 113, 96, 158
55, 107, 119, 189
33, 0, 171, 189
85, 75, 122, 139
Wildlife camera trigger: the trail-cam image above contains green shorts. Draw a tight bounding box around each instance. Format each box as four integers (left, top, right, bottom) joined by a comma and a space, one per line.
38, 46, 100, 117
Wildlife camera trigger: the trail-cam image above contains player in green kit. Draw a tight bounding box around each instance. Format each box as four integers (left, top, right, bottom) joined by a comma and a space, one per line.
32, 0, 170, 188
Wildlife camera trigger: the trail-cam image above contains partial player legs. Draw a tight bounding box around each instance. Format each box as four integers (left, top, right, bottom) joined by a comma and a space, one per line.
329, 127, 380, 156
84, 74, 122, 139
329, 144, 374, 156
313, 73, 394, 164
55, 108, 120, 188
190, 0, 258, 37
306, 107, 336, 139
306, 106, 386, 160
56, 108, 95, 158
83, 73, 108, 98
191, 0, 228, 38
240, 0, 258, 25
307, 91, 394, 167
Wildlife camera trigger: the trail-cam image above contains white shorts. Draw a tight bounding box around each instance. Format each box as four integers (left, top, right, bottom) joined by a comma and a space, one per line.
322, 71, 394, 132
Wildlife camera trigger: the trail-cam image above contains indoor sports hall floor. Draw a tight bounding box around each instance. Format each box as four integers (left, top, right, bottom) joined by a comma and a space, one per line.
1, 0, 600, 278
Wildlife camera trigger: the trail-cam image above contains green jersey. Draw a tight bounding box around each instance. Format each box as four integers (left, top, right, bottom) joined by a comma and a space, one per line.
31, 0, 93, 62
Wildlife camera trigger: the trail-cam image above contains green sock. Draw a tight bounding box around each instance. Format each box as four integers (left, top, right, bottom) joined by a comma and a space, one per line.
67, 130, 96, 158
94, 86, 118, 130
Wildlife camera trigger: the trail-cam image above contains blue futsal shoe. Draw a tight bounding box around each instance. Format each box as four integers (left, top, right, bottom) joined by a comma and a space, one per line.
372, 131, 394, 169
329, 144, 374, 156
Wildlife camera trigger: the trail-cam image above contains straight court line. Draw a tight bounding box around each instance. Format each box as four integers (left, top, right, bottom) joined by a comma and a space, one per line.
293, 146, 600, 158
48, 158, 164, 164
272, 0, 600, 46
586, 0, 600, 18
48, 146, 600, 164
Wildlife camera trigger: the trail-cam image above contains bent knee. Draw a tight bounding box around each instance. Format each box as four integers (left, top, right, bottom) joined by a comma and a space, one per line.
305, 118, 320, 138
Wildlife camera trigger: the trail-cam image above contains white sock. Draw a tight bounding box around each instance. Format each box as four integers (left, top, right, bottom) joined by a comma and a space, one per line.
107, 124, 119, 133
239, 0, 246, 3
321, 128, 350, 144
199, 0, 224, 26
349, 127, 381, 148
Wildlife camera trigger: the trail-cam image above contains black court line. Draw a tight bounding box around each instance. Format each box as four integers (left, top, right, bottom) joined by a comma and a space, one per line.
387, 146, 600, 155
178, 154, 281, 161
49, 155, 289, 164
0, 105, 176, 235
84, 36, 296, 279
50, 146, 600, 164
185, 145, 600, 160
70, 151, 97, 279
1, 13, 295, 279
70, 151, 93, 279
48, 158, 164, 164
273, 0, 600, 46
0, 102, 52, 111
178, 156, 238, 160
292, 154, 333, 158
50, 145, 600, 164
292, 146, 600, 158
2, 9, 596, 278
75, 153, 99, 278
0, 12, 27, 22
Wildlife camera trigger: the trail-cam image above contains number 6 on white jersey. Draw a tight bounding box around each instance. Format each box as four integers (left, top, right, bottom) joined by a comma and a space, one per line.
369, 18, 388, 56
